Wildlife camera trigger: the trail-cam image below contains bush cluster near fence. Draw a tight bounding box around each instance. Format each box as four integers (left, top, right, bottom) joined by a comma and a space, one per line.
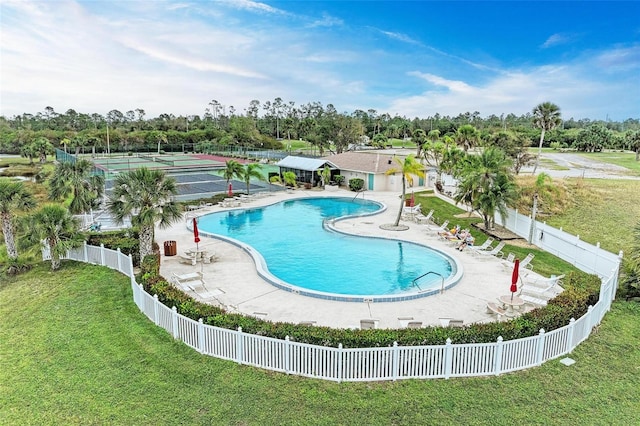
137, 255, 602, 348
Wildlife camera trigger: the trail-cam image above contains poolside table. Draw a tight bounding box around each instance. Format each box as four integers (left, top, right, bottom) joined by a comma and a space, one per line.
499, 295, 525, 317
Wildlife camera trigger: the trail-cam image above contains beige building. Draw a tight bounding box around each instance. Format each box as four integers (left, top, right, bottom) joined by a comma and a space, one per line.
322, 151, 432, 192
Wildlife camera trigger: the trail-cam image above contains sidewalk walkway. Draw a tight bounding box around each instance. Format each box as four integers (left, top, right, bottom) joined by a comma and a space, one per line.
156, 188, 540, 329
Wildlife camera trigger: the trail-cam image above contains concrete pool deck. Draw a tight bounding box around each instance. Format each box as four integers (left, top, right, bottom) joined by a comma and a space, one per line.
156, 188, 546, 329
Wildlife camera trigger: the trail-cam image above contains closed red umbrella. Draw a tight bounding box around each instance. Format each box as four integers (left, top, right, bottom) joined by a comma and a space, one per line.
410, 191, 415, 207
193, 218, 200, 244
228, 183, 233, 197
511, 258, 520, 301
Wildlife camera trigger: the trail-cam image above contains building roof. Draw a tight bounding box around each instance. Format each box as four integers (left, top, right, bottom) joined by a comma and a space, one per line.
322, 151, 424, 174
276, 156, 338, 171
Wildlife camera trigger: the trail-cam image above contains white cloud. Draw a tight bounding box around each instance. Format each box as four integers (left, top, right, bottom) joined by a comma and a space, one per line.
308, 12, 344, 28
0, 1, 637, 121
541, 33, 569, 48
378, 30, 421, 46
388, 60, 635, 120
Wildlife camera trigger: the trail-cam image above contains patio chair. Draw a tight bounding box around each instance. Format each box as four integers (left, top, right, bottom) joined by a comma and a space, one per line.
426, 220, 449, 234
171, 271, 205, 291
468, 237, 494, 254
360, 319, 378, 330
521, 294, 548, 306
414, 209, 434, 224
448, 319, 465, 328
475, 241, 506, 258
526, 274, 565, 288
500, 253, 516, 267
519, 274, 564, 298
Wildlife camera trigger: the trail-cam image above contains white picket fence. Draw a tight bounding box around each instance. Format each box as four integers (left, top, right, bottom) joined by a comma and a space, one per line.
49, 225, 620, 381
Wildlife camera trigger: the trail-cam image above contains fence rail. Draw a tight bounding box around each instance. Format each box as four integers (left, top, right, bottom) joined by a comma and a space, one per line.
47, 223, 620, 381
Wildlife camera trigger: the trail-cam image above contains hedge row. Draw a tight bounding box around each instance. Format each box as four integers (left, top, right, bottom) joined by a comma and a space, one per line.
137, 254, 603, 348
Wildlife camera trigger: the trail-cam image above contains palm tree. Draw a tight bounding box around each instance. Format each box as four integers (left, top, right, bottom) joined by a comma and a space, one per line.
385, 155, 425, 227
106, 168, 182, 261
0, 179, 36, 259
412, 128, 427, 157
318, 165, 332, 188
532, 102, 562, 174
528, 172, 554, 243
222, 160, 244, 187
454, 124, 480, 152
48, 159, 105, 216
242, 163, 265, 195
24, 204, 84, 270
454, 148, 517, 230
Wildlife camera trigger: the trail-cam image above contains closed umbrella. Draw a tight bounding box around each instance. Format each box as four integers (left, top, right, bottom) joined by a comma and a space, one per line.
410, 191, 415, 207
228, 183, 233, 197
511, 258, 520, 301
193, 217, 200, 245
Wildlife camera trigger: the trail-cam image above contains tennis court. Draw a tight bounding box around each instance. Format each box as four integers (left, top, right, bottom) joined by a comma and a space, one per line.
96, 153, 282, 200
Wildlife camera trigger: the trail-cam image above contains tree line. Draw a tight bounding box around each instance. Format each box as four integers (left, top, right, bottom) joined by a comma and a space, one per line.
1, 100, 639, 159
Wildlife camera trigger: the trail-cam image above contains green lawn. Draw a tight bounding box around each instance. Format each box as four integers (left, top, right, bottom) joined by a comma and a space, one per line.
1, 262, 639, 425
415, 193, 579, 277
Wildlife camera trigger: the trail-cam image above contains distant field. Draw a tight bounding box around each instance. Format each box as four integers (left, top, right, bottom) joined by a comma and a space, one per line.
543, 178, 640, 253
576, 151, 640, 175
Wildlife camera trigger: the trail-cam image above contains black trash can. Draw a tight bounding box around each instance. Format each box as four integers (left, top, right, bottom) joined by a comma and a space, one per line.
164, 240, 177, 256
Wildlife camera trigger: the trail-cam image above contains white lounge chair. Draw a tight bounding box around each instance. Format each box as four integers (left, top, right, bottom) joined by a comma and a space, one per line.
414, 209, 434, 224
526, 274, 565, 288
504, 253, 535, 273
500, 253, 516, 267
360, 319, 378, 330
171, 271, 205, 291
520, 274, 564, 298
521, 294, 548, 306
448, 319, 465, 328
427, 220, 449, 234
402, 203, 421, 214
475, 241, 506, 258
468, 237, 494, 252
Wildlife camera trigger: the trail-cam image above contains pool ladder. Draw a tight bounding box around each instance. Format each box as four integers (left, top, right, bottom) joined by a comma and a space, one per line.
412, 271, 446, 294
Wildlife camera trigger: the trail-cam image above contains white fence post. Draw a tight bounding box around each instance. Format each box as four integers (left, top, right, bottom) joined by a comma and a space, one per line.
536, 329, 546, 366
392, 341, 399, 381
338, 343, 343, 383
198, 319, 205, 354
171, 306, 179, 339
153, 295, 159, 325
83, 241, 88, 263
566, 318, 576, 353
587, 304, 597, 330
285, 336, 291, 374
236, 327, 244, 364
129, 255, 134, 280
116, 248, 122, 271
445, 338, 453, 379
494, 336, 503, 375
100, 243, 105, 266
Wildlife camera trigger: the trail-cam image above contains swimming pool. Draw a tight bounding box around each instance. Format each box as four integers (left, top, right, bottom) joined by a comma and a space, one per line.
196, 197, 462, 302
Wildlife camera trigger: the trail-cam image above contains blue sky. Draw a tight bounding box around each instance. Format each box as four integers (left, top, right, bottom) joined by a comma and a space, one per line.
1, 0, 638, 121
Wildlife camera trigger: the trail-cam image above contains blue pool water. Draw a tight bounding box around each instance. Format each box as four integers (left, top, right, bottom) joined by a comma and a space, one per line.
197, 197, 458, 299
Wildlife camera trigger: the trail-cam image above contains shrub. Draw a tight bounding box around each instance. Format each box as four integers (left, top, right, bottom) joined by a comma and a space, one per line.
333, 175, 345, 186
348, 178, 364, 192
87, 229, 141, 266
137, 267, 603, 348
